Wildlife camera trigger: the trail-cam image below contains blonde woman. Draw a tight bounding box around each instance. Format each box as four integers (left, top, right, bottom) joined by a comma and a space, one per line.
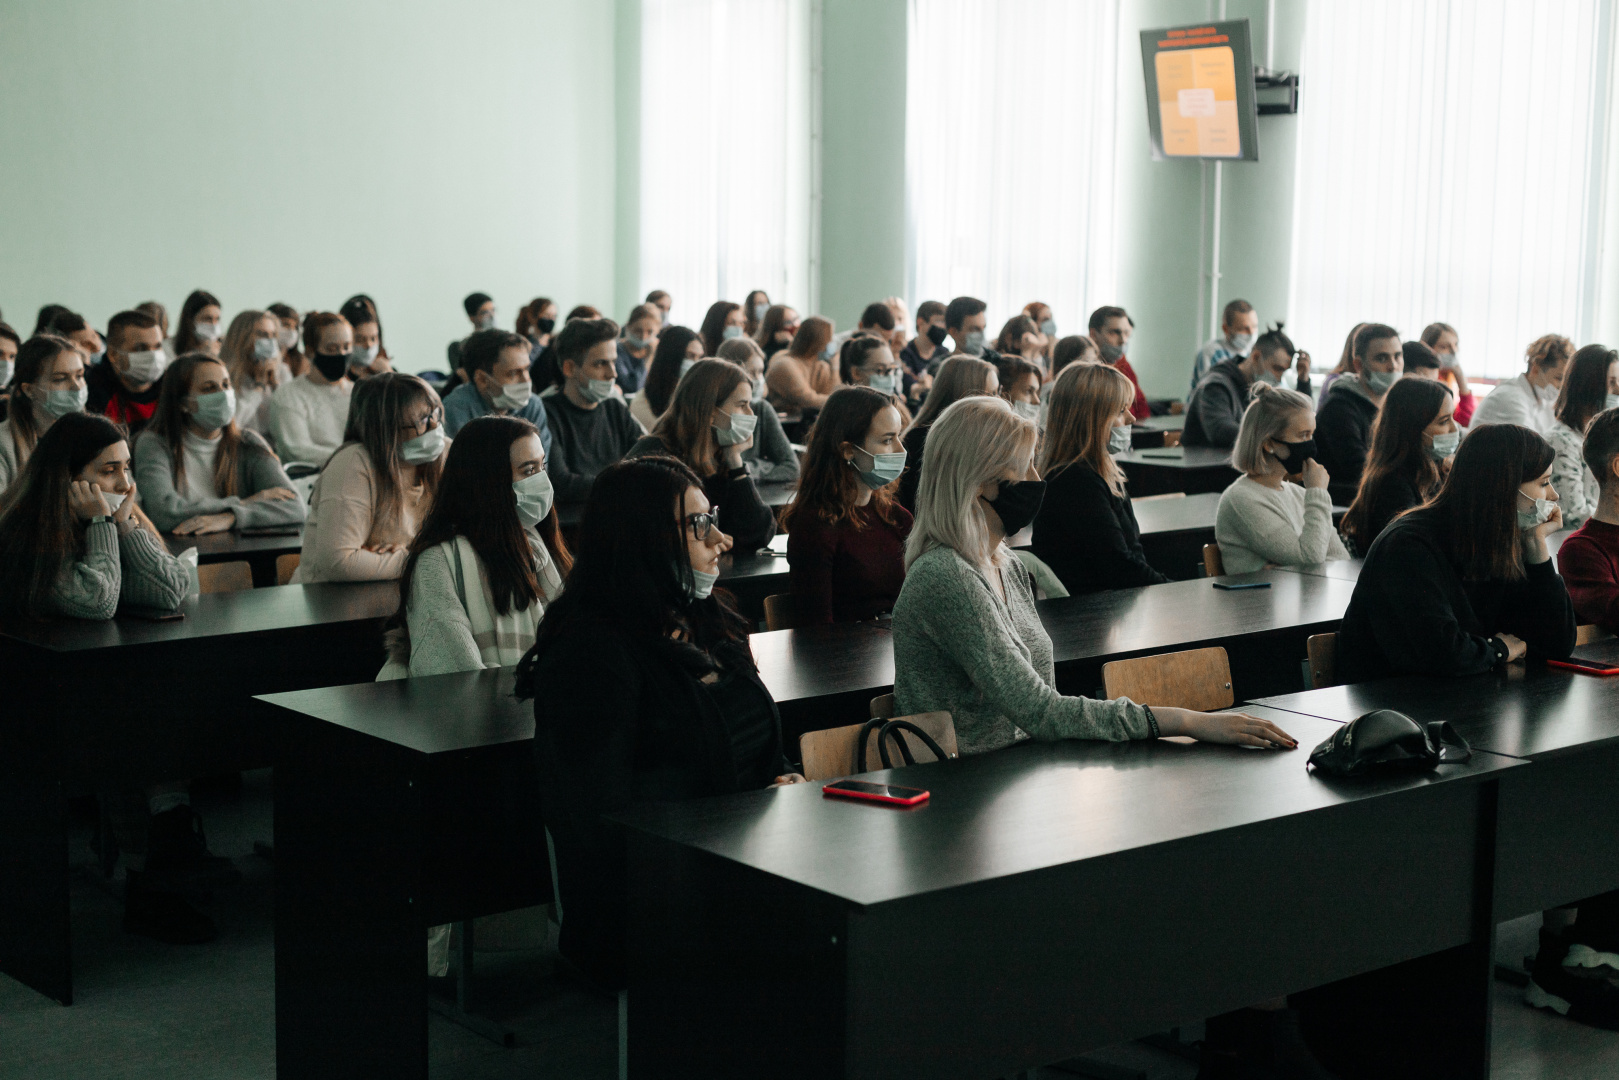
896, 355, 998, 514
1030, 363, 1171, 594
221, 309, 291, 437
890, 395, 1297, 756
1214, 383, 1350, 574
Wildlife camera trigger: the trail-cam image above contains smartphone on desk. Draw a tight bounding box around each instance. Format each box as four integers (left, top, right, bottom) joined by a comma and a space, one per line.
822, 780, 929, 807
119, 606, 185, 622
1212, 581, 1271, 591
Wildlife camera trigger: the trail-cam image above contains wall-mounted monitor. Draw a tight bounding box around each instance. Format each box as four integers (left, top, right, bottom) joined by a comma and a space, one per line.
1140, 19, 1260, 161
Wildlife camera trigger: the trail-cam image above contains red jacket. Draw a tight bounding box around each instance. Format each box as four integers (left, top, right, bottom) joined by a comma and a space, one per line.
1113, 356, 1150, 420
1557, 519, 1619, 632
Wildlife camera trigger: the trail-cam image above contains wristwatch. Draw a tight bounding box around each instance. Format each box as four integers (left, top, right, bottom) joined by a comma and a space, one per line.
88, 514, 112, 525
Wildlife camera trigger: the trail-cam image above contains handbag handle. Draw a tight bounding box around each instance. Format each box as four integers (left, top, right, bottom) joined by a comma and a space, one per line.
854, 718, 887, 775
877, 720, 949, 770
1427, 720, 1472, 764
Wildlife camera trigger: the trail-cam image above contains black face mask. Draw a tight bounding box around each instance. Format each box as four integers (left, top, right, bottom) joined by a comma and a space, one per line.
313, 351, 352, 382
536, 317, 556, 335
1275, 437, 1318, 471
926, 324, 949, 348
984, 479, 1047, 537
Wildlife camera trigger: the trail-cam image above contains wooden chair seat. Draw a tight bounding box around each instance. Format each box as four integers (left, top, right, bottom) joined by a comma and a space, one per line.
1202, 543, 1225, 577
197, 560, 253, 595
799, 712, 957, 781
763, 593, 797, 632
276, 553, 301, 586
1306, 632, 1338, 689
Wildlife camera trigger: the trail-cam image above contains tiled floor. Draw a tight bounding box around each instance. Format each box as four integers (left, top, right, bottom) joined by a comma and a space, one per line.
1, 770, 1616, 1079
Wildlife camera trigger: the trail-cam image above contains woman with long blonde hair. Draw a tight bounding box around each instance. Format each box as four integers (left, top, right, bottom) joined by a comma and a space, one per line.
220, 309, 290, 436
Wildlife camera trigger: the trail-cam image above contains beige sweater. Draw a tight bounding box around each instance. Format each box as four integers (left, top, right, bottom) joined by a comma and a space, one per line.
766, 352, 839, 412
294, 442, 428, 582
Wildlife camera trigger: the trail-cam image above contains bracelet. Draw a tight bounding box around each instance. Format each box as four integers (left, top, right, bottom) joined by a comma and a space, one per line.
1144, 705, 1160, 739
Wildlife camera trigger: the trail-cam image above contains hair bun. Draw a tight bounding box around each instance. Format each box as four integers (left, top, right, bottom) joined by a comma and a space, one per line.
1269, 320, 1286, 332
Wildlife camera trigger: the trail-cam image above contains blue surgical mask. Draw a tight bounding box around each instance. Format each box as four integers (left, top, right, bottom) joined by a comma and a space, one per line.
820, 342, 837, 361
580, 377, 615, 403
962, 330, 986, 356
866, 371, 898, 395
685, 565, 719, 601
476, 312, 497, 331
678, 358, 696, 381
494, 379, 532, 411
42, 385, 89, 418
194, 321, 222, 342
850, 446, 907, 489
1428, 431, 1460, 460
253, 336, 280, 361
1040, 319, 1057, 338
625, 334, 652, 350
190, 388, 236, 430
1107, 424, 1132, 455
399, 423, 446, 464
722, 325, 744, 341
1606, 394, 1619, 412
0, 359, 12, 387
1365, 368, 1400, 395
513, 470, 555, 527
1517, 494, 1556, 531
351, 345, 378, 370
752, 302, 768, 321
713, 409, 757, 447
750, 376, 765, 402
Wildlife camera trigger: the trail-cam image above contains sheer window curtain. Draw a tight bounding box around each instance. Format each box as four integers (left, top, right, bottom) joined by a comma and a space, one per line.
639, 0, 812, 330
905, 0, 1120, 340
1289, 0, 1613, 378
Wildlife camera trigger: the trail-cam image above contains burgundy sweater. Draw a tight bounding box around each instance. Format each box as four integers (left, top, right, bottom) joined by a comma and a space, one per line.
1558, 518, 1619, 632
786, 502, 912, 624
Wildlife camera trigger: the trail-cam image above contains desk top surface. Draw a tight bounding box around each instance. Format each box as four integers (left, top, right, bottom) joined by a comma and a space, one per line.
0, 580, 397, 653
1117, 445, 1235, 470
1133, 414, 1186, 431
613, 711, 1519, 908
1253, 665, 1619, 760
560, 481, 797, 527
720, 533, 790, 583
163, 529, 303, 561
1278, 559, 1364, 583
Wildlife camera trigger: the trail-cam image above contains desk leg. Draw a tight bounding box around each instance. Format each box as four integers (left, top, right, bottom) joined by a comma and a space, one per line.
0, 772, 71, 1005
248, 555, 278, 589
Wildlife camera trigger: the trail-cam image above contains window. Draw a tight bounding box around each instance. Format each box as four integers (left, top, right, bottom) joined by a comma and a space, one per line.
1289, 0, 1613, 377
639, 0, 812, 328
905, 0, 1121, 340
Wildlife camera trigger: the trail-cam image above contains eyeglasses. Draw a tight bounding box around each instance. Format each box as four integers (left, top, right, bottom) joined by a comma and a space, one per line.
400, 407, 443, 437
685, 508, 720, 542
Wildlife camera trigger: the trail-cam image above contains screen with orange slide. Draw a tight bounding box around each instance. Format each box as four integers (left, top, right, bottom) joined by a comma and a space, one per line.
1140, 19, 1260, 162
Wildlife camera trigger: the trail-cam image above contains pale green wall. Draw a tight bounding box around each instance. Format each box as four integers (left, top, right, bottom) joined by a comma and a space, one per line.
0, 0, 616, 372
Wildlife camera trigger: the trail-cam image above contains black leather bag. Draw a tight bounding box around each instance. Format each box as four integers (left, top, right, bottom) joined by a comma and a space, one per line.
1307, 709, 1471, 777
855, 718, 950, 773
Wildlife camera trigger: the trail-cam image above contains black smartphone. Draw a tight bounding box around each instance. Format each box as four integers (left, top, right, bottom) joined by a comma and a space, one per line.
821, 780, 930, 807
1213, 581, 1271, 591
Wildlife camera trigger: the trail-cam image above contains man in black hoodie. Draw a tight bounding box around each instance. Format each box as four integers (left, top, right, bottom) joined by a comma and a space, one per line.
1183, 326, 1307, 447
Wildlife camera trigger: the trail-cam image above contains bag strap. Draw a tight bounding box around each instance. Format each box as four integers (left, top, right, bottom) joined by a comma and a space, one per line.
1427, 720, 1472, 764
877, 720, 949, 770
854, 718, 887, 774
449, 538, 468, 610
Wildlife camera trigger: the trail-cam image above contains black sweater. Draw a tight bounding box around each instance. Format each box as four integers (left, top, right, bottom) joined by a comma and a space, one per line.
896, 424, 929, 515
626, 435, 778, 550
527, 618, 789, 988
1336, 508, 1576, 683
1030, 463, 1170, 593
1342, 468, 1433, 555
1315, 381, 1380, 507
542, 394, 644, 503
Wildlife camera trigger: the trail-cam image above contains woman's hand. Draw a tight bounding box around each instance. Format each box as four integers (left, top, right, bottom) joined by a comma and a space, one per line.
1154, 707, 1298, 749
69, 481, 111, 521
1298, 458, 1329, 490
1294, 350, 1312, 383
245, 487, 298, 503
1531, 502, 1564, 542
113, 483, 138, 525
173, 512, 235, 535
772, 773, 808, 787
1495, 633, 1528, 663
363, 541, 407, 555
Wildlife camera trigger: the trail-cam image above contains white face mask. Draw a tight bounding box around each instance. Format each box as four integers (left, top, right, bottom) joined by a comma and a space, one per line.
1229, 331, 1257, 355
194, 321, 222, 342
276, 326, 299, 350
713, 409, 757, 447
124, 348, 167, 383
351, 344, 378, 368
513, 470, 555, 527
494, 379, 533, 411
1011, 400, 1040, 422
101, 489, 126, 514
253, 337, 280, 361
0, 359, 13, 386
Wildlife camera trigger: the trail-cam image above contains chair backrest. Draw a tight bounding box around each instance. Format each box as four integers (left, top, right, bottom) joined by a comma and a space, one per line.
1577, 623, 1613, 646
276, 553, 301, 586
1202, 543, 1225, 577
1130, 492, 1187, 503
763, 593, 797, 632
798, 712, 957, 781
197, 560, 253, 595
1162, 430, 1182, 447
869, 693, 895, 720
1306, 632, 1338, 689
1101, 646, 1233, 712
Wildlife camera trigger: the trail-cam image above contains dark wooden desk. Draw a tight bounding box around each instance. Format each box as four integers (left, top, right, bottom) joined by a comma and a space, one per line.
0, 581, 395, 1005
1130, 413, 1186, 449
1117, 445, 1238, 496
263, 668, 546, 1080
615, 713, 1519, 1078
558, 480, 797, 529
718, 533, 789, 623
1278, 558, 1363, 583
1252, 666, 1619, 920
163, 528, 303, 587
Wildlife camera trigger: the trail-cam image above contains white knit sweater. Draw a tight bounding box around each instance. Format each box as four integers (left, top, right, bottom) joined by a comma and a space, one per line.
1214, 475, 1350, 573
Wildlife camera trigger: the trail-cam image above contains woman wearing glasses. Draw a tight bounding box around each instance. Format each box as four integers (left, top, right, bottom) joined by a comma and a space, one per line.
295, 372, 446, 582
516, 455, 804, 989
839, 333, 913, 426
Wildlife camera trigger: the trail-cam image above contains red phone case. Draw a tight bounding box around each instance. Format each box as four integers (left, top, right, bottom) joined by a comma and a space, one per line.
1548, 658, 1619, 677
821, 782, 930, 807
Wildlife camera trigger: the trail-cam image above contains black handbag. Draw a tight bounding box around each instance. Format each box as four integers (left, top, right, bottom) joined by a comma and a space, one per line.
1307, 709, 1472, 777
855, 718, 951, 773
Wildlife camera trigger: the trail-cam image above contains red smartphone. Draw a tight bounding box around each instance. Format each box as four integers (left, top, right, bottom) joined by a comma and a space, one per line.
821, 780, 930, 807
1549, 656, 1619, 676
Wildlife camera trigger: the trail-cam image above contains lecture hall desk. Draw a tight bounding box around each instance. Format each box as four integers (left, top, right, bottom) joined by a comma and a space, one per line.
163, 527, 303, 588
1116, 444, 1239, 496
0, 580, 394, 1005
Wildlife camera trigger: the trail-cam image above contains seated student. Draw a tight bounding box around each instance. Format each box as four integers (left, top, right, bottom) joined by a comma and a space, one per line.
1184, 325, 1308, 448
172, 290, 224, 360
295, 373, 445, 582
1215, 384, 1351, 573
515, 456, 804, 989
627, 359, 777, 550
1546, 344, 1619, 530
615, 304, 661, 394
1420, 321, 1477, 427
268, 302, 306, 378
890, 395, 1297, 756
1021, 300, 1057, 371
698, 300, 746, 359
782, 387, 911, 623
996, 354, 1043, 426
896, 355, 998, 515
1316, 323, 1403, 505
88, 309, 168, 433
1559, 409, 1619, 631
441, 329, 553, 453
516, 296, 559, 378
632, 325, 703, 432
993, 315, 1048, 376
339, 294, 394, 379
740, 289, 769, 338
754, 303, 800, 361
1336, 424, 1575, 686
132, 353, 306, 535
447, 292, 496, 374
644, 289, 672, 323
220, 309, 291, 437
0, 320, 18, 419
1471, 333, 1573, 435
267, 312, 354, 467
1338, 377, 1456, 555
379, 415, 568, 678
1, 335, 88, 491
841, 332, 914, 426
1400, 338, 1442, 382
1088, 305, 1149, 420
765, 316, 841, 425
1031, 363, 1170, 593
543, 318, 644, 504
943, 295, 998, 363
714, 336, 799, 483
42, 309, 105, 367
1190, 298, 1260, 398
897, 299, 946, 395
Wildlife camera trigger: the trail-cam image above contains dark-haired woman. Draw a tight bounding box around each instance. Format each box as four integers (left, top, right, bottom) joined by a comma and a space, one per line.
896, 355, 998, 515
754, 303, 800, 360
783, 386, 911, 623
515, 455, 804, 988
996, 354, 1043, 424
698, 300, 745, 359
742, 289, 771, 338
172, 290, 223, 360
0, 321, 21, 422
339, 294, 394, 379
0, 335, 87, 491
1338, 377, 1456, 555
631, 325, 703, 432
840, 333, 913, 426
379, 415, 568, 679
1546, 344, 1619, 530
133, 354, 306, 535
295, 373, 445, 582
715, 337, 799, 483
627, 359, 777, 550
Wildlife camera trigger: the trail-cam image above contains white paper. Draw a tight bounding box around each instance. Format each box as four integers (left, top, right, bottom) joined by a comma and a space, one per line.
1178, 87, 1216, 118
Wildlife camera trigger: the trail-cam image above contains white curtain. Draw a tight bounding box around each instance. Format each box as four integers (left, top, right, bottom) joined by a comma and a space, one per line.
904, 0, 1120, 341
1289, 0, 1611, 377
639, 0, 810, 329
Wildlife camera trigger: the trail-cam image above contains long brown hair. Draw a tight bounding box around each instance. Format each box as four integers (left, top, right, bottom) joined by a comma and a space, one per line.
1554, 343, 1617, 435
336, 372, 444, 526
754, 304, 796, 351
1339, 377, 1452, 550
699, 301, 742, 359
221, 309, 280, 392
7, 335, 83, 467
148, 353, 269, 496
1040, 362, 1133, 496
786, 315, 834, 360
174, 289, 221, 356
782, 386, 904, 532
649, 359, 748, 478
908, 355, 995, 431
1424, 424, 1555, 582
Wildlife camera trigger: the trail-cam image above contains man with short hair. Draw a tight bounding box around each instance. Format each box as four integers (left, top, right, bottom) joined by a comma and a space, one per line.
446, 292, 496, 373
1184, 327, 1305, 448
88, 309, 167, 433
645, 290, 672, 324
899, 300, 947, 380
1190, 298, 1260, 397
542, 319, 644, 503
442, 329, 554, 450
1316, 323, 1403, 505
1088, 305, 1149, 420
944, 296, 999, 363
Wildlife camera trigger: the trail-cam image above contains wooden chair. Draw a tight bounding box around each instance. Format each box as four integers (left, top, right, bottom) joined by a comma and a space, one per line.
1131, 491, 1186, 503
276, 553, 300, 586
1162, 430, 1182, 447
1101, 646, 1232, 712
763, 593, 797, 632
1577, 624, 1614, 646
798, 712, 958, 781
197, 560, 253, 595
870, 693, 895, 720
1202, 543, 1225, 577
1306, 633, 1338, 689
